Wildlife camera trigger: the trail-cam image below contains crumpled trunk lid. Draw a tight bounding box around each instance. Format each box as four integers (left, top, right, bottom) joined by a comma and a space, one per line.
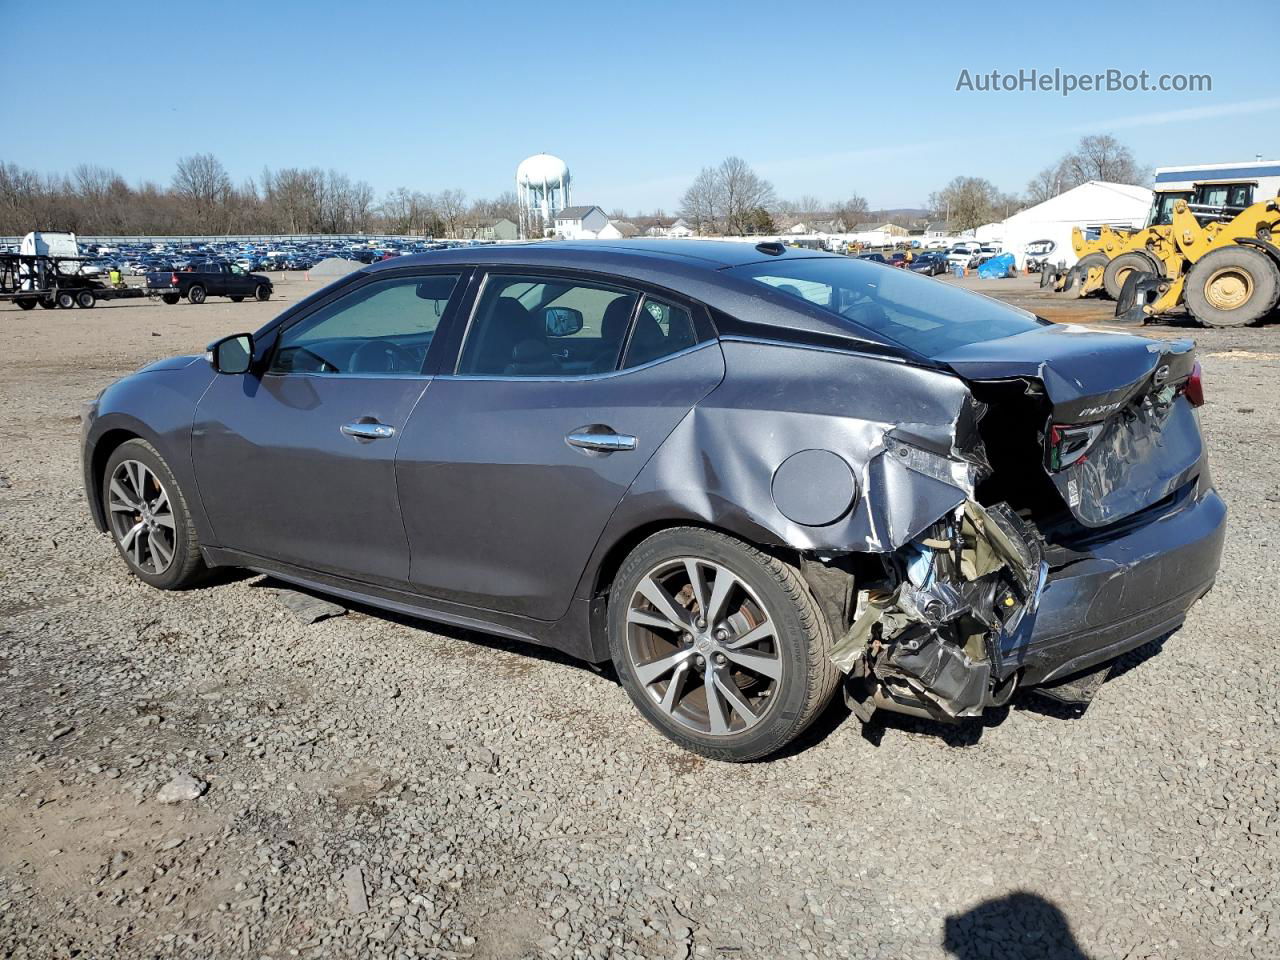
934, 325, 1203, 527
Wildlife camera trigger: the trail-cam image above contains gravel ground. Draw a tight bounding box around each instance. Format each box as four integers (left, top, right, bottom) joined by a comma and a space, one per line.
1, 276, 1277, 960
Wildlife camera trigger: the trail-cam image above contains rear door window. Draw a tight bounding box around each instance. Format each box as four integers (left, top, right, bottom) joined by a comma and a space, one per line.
457, 274, 639, 377
623, 297, 698, 368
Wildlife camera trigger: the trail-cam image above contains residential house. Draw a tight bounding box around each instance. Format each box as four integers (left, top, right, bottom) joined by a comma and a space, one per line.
601, 220, 642, 239
462, 217, 518, 242
553, 205, 609, 240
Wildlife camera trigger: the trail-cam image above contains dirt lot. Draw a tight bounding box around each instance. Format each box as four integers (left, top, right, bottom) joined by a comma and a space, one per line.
1, 274, 1278, 960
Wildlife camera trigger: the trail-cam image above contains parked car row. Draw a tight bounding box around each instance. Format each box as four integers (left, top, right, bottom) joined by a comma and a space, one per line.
77, 237, 492, 281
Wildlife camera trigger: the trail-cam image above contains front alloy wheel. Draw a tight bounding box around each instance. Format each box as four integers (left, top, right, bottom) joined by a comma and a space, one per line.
609, 527, 839, 761
102, 438, 205, 589
108, 459, 177, 575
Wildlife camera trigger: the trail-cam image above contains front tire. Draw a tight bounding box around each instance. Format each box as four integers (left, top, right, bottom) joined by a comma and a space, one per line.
254, 284, 271, 302
1184, 246, 1280, 327
608, 527, 839, 761
102, 439, 206, 589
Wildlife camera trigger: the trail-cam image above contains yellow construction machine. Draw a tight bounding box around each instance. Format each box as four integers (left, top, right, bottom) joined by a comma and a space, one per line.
1115, 195, 1280, 327
1044, 160, 1280, 302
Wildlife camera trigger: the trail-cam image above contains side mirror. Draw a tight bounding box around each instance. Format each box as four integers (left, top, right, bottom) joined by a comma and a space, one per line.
207, 333, 254, 374
543, 306, 584, 337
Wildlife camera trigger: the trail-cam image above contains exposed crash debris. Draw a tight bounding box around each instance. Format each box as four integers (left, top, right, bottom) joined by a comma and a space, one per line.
832, 500, 1046, 721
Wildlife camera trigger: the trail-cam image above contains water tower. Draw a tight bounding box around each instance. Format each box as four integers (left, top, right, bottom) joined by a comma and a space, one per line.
517, 153, 571, 238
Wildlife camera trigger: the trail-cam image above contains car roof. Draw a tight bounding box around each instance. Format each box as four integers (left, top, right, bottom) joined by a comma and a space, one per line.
366, 238, 840, 272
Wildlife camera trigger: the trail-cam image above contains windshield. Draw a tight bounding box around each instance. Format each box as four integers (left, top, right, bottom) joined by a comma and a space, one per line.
732, 256, 1045, 356
1148, 191, 1192, 226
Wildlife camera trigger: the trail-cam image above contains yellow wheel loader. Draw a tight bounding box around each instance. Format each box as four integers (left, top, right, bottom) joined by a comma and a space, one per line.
1040, 224, 1128, 297
1116, 196, 1280, 327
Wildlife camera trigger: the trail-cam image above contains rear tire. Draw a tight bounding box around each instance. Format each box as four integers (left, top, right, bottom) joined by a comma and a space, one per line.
161, 293, 180, 305
254, 284, 271, 302
102, 439, 206, 590
76, 290, 96, 309
56, 291, 75, 309
16, 297, 36, 310
1184, 246, 1280, 327
608, 527, 840, 762
230, 295, 244, 302
1103, 252, 1159, 300
187, 285, 206, 305
38, 297, 56, 309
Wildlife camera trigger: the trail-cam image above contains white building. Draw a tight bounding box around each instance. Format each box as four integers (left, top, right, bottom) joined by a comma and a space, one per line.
999, 181, 1152, 269
554, 205, 609, 240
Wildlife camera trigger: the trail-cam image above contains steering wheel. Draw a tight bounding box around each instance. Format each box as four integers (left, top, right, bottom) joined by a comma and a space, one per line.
348, 340, 419, 374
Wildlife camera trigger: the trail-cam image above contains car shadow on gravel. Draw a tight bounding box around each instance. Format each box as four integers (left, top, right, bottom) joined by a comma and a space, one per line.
943, 891, 1093, 959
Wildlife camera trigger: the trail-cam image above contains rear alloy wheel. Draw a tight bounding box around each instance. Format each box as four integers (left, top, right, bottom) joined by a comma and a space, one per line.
1103, 251, 1159, 300
1184, 246, 1280, 327
254, 284, 271, 302
609, 527, 839, 761
103, 439, 205, 589
187, 284, 206, 304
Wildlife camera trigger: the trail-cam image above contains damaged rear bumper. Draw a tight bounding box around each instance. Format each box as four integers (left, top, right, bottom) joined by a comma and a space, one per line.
1011, 483, 1226, 686
833, 481, 1226, 721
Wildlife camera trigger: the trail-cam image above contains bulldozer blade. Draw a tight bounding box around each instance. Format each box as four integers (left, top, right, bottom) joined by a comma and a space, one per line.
1114, 270, 1160, 324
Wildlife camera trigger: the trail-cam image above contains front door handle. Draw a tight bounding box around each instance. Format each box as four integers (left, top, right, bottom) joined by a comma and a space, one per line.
566, 429, 637, 453
341, 421, 396, 440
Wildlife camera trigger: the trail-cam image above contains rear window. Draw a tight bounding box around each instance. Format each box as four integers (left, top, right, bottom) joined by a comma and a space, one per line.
733, 257, 1044, 356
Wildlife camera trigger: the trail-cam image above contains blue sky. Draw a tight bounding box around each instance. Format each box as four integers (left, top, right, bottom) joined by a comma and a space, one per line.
8, 0, 1278, 212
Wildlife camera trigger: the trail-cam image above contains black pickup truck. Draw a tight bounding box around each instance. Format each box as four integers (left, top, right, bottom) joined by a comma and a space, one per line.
146, 261, 272, 305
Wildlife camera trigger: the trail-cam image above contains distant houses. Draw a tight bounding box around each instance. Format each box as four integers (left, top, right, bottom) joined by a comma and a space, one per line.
551, 207, 693, 240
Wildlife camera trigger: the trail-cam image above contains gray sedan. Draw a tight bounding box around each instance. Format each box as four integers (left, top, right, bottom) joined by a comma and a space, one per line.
81, 240, 1225, 760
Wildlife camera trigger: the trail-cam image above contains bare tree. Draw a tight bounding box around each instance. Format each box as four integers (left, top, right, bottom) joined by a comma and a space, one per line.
719, 157, 775, 235
833, 194, 869, 230
1058, 134, 1146, 188
928, 176, 1006, 232
172, 154, 232, 231
679, 166, 723, 235
1026, 165, 1064, 204
435, 188, 467, 238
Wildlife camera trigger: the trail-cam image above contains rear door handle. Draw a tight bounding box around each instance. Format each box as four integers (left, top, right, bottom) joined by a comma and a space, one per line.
341, 421, 396, 440
566, 429, 637, 452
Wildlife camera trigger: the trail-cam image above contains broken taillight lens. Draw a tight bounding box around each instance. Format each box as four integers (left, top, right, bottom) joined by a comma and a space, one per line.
1182, 361, 1204, 407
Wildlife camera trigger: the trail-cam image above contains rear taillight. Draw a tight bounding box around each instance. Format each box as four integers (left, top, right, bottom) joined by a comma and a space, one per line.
1182, 361, 1204, 407
170, 272, 180, 286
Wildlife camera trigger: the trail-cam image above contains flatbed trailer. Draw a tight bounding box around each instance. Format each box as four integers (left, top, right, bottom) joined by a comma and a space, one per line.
0, 252, 149, 309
